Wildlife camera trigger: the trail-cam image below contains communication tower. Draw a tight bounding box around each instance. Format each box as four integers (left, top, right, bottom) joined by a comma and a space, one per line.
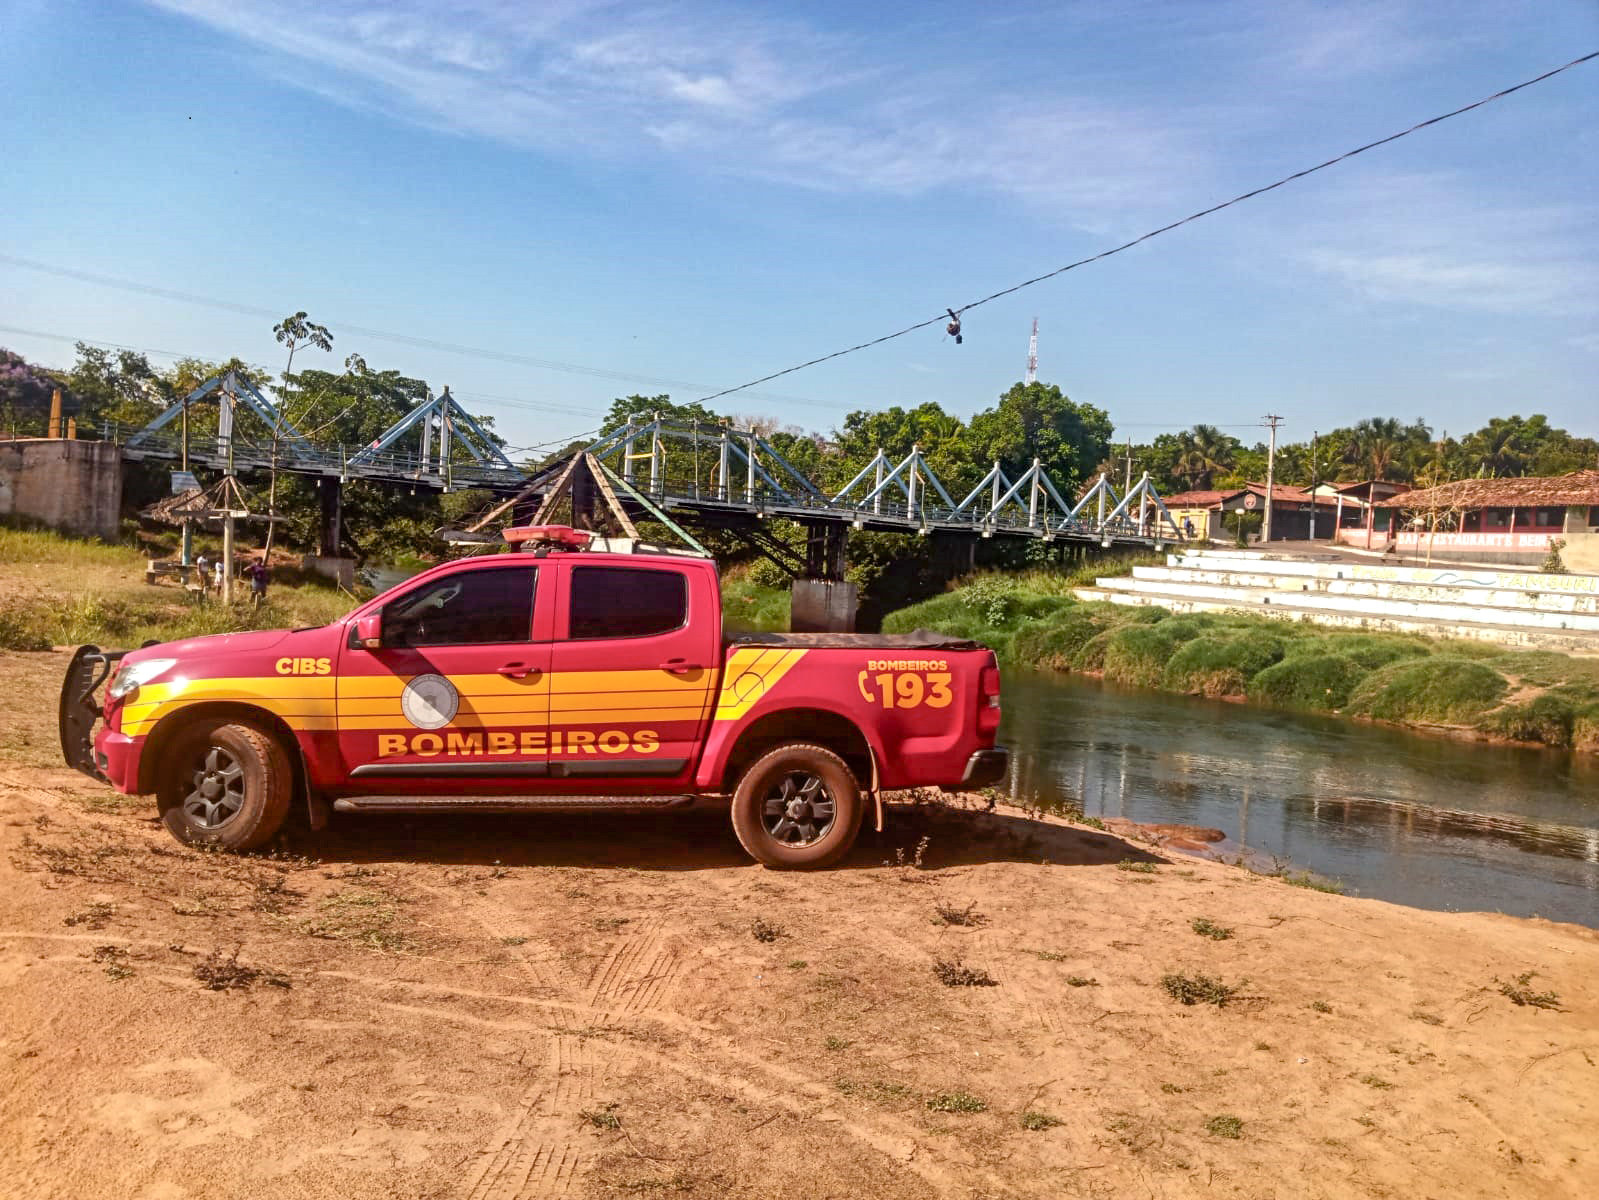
1025, 317, 1038, 383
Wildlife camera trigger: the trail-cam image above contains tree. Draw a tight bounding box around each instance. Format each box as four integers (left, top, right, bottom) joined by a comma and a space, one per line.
1171, 424, 1239, 490
263, 312, 336, 559
65, 344, 170, 432
967, 382, 1113, 493
0, 347, 63, 435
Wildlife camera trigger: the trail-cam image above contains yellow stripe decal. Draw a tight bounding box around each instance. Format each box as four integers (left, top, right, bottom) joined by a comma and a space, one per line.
713, 648, 807, 720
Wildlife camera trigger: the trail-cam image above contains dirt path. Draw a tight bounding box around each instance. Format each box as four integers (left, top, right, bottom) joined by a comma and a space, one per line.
2, 650, 1597, 1198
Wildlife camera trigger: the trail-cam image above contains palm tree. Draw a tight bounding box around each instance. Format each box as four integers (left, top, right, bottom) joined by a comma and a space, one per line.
1174, 424, 1236, 490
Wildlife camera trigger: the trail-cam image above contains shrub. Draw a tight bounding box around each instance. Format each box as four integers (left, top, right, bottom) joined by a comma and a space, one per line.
1292, 634, 1430, 671
1102, 624, 1186, 689
1071, 628, 1119, 672
1162, 633, 1286, 697
1572, 704, 1599, 754
1490, 694, 1576, 747
1160, 972, 1241, 1006
1347, 657, 1508, 724
1248, 653, 1365, 711
1205, 1114, 1244, 1139
1012, 608, 1119, 671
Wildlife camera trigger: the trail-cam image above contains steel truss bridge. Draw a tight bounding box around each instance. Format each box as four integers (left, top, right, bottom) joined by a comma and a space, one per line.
500, 416, 1183, 578
117, 370, 523, 490
114, 379, 1181, 567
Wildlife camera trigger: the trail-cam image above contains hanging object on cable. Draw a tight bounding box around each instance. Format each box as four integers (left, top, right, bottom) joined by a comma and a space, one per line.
945, 308, 963, 344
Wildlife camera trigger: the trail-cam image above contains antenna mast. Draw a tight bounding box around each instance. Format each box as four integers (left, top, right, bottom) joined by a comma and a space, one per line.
1025, 317, 1038, 384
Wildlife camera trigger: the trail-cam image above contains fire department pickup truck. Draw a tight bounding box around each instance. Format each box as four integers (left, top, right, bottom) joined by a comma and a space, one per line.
59, 526, 1007, 868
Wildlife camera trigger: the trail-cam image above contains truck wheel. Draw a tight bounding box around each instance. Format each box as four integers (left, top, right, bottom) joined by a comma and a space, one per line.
157, 720, 293, 852
731, 743, 864, 870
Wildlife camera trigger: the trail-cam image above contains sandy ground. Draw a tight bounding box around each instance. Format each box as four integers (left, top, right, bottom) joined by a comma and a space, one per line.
2, 649, 1597, 1199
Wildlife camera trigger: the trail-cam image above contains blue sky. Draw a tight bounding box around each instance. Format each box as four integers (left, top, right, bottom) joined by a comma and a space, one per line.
3, 0, 1596, 454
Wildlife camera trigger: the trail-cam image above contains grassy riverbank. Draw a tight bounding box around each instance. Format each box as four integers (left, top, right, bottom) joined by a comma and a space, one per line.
0, 526, 796, 650
0, 527, 356, 650
884, 565, 1599, 753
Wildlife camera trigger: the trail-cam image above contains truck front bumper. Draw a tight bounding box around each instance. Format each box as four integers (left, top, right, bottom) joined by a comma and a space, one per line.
58, 644, 126, 785
955, 747, 1010, 790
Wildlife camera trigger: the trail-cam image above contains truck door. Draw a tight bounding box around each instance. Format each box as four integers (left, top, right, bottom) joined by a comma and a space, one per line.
545, 561, 717, 788
336, 563, 550, 787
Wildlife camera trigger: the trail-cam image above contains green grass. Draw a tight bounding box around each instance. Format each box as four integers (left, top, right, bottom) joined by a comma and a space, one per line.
719, 566, 790, 633
880, 563, 1599, 754
0, 525, 356, 650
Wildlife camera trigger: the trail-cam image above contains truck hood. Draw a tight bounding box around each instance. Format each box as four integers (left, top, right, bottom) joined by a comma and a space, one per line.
128, 627, 303, 664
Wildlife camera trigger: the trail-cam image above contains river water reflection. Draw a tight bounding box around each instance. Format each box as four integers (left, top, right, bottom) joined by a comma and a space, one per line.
1001, 671, 1599, 928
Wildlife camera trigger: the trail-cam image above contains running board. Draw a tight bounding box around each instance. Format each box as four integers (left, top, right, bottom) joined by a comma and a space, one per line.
332, 794, 700, 814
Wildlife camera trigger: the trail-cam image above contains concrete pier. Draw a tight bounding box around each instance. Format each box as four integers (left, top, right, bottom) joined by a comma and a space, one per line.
0, 438, 122, 540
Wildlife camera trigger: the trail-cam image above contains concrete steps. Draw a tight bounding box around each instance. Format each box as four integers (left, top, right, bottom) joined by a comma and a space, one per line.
1072, 550, 1599, 652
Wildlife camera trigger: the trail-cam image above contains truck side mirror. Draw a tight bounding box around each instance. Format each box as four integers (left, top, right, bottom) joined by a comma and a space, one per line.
350, 613, 383, 651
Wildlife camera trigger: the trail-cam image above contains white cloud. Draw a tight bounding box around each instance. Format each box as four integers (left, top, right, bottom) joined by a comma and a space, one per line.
145, 0, 1213, 228
1292, 172, 1598, 316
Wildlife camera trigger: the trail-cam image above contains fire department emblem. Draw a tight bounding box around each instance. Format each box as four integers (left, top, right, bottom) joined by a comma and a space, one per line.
401, 673, 459, 730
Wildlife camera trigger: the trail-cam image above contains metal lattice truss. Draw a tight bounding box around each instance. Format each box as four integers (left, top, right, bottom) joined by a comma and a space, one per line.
119, 374, 522, 488
126, 369, 317, 464
347, 386, 515, 477
580, 417, 1180, 546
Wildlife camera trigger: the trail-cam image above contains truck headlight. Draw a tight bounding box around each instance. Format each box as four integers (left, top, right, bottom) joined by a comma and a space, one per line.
107, 658, 177, 700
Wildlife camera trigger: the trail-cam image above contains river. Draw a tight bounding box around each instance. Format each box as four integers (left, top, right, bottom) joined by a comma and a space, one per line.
1001, 671, 1599, 928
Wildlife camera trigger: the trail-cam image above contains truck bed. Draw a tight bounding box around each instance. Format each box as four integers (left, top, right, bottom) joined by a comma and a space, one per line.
727, 630, 984, 650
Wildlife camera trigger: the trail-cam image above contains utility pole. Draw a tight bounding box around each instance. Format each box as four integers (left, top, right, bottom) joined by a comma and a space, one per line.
1262, 413, 1282, 543
1308, 429, 1319, 542
1123, 442, 1136, 495
221, 376, 236, 607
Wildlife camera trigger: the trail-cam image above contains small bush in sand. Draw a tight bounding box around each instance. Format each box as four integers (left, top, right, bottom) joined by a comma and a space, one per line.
1190, 917, 1234, 940
750, 916, 784, 943
579, 1103, 621, 1130
1497, 971, 1562, 1010
1411, 1009, 1443, 1026
932, 899, 987, 927
1205, 1114, 1244, 1139
1019, 1110, 1063, 1131
194, 946, 290, 991
1160, 972, 1242, 1006
1117, 859, 1157, 874
933, 957, 997, 988
1309, 1000, 1333, 1014
925, 1091, 987, 1114
1281, 870, 1345, 894
1360, 1075, 1394, 1090
1065, 975, 1099, 988
884, 835, 932, 876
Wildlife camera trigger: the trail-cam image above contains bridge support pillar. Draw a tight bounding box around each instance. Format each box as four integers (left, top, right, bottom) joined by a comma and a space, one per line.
792, 522, 856, 632
317, 476, 343, 557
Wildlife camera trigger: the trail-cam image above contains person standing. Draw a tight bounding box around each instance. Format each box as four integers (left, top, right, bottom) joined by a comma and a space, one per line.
212, 557, 226, 596
247, 558, 269, 608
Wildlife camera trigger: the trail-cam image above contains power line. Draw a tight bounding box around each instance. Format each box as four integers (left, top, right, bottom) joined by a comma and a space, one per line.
0, 255, 843, 411
691, 50, 1598, 407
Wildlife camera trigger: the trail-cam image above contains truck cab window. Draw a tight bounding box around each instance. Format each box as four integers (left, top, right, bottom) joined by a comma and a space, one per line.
568, 566, 686, 639
382, 566, 536, 647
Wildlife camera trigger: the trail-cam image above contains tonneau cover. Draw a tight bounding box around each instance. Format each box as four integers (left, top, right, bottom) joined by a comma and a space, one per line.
728, 629, 985, 651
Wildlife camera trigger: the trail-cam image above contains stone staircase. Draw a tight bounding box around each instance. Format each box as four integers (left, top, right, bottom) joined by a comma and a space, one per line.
1073, 548, 1599, 652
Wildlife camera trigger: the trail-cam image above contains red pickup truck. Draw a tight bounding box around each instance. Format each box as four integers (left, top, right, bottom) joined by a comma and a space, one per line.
60, 527, 1007, 868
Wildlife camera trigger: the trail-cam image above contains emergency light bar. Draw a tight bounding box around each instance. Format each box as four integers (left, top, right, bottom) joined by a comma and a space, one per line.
502, 525, 592, 550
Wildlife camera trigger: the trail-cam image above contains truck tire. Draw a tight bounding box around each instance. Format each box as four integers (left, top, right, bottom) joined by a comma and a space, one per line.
731, 743, 864, 870
157, 719, 293, 852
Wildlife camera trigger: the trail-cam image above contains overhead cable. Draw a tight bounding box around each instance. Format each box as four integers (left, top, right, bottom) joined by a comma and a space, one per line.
691, 51, 1599, 406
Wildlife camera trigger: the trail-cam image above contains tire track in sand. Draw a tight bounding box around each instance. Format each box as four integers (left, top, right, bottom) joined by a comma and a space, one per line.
461, 1033, 620, 1200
